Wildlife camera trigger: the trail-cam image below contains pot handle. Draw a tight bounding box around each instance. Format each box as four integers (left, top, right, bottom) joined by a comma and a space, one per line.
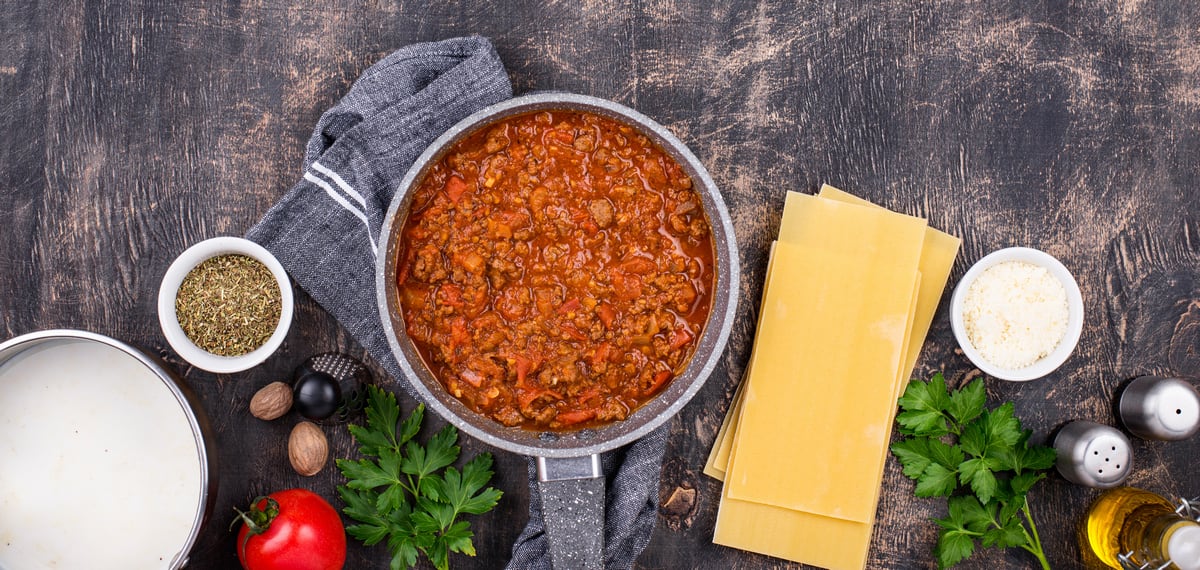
537, 455, 604, 570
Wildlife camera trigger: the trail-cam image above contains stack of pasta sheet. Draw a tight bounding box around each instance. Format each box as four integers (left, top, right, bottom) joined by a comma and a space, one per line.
706, 185, 961, 570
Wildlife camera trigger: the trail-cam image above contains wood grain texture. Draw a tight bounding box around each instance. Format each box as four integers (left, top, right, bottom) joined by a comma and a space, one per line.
1, 0, 1197, 568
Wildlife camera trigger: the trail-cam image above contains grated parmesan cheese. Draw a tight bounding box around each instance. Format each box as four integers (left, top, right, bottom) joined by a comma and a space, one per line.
962, 260, 1069, 369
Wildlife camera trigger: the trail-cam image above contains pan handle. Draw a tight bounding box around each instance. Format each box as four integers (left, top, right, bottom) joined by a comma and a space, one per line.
537, 455, 604, 570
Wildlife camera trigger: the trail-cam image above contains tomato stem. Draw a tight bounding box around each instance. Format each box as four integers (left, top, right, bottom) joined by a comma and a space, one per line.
231, 496, 280, 562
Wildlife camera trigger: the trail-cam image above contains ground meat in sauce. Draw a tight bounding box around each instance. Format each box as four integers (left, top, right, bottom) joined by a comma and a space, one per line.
395, 110, 715, 430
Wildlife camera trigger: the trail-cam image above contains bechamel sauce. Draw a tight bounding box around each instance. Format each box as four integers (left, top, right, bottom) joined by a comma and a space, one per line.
0, 339, 203, 569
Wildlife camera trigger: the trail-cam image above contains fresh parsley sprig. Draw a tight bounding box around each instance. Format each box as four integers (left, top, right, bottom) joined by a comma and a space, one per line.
891, 373, 1056, 569
337, 386, 503, 570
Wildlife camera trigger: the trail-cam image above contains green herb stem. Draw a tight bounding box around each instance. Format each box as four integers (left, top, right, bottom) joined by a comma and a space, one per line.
1021, 501, 1051, 570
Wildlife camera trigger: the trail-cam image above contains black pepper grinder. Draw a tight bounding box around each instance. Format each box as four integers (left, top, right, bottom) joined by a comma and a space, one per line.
292, 352, 371, 425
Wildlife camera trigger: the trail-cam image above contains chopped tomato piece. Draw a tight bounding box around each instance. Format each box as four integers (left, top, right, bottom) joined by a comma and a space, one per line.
449, 317, 469, 349
437, 283, 464, 308
669, 326, 693, 350
556, 408, 597, 426
444, 176, 468, 203
595, 303, 616, 329
399, 286, 428, 311
458, 251, 485, 274
645, 370, 672, 396
619, 258, 657, 274
548, 130, 575, 145
558, 298, 582, 315
461, 369, 484, 388
514, 355, 533, 388
561, 322, 588, 342
589, 342, 613, 367
518, 387, 563, 410
577, 385, 602, 406
517, 389, 541, 410
611, 271, 643, 300
487, 219, 513, 239
405, 225, 432, 241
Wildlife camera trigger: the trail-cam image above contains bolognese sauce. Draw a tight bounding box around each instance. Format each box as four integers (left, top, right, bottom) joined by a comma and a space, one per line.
395, 110, 714, 430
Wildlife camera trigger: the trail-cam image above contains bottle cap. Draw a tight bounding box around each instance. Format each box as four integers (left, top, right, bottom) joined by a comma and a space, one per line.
1166, 522, 1200, 570
1119, 376, 1200, 441
1053, 420, 1132, 488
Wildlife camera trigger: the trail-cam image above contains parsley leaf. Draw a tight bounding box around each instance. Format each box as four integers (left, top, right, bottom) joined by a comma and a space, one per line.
927, 437, 966, 469
442, 520, 477, 555
958, 457, 998, 504
1011, 471, 1046, 497
983, 516, 1028, 549
935, 527, 976, 568
890, 437, 933, 478
1020, 442, 1058, 473
947, 495, 991, 534
337, 386, 503, 570
896, 406, 950, 437
444, 455, 504, 515
984, 403, 1023, 451
916, 463, 959, 497
947, 378, 985, 425
891, 374, 1056, 569
896, 374, 953, 436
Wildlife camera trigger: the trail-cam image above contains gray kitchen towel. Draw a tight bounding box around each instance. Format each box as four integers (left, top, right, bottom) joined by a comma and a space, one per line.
246, 36, 668, 570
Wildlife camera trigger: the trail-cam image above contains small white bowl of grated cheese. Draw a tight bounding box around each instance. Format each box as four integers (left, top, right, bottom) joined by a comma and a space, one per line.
950, 247, 1084, 381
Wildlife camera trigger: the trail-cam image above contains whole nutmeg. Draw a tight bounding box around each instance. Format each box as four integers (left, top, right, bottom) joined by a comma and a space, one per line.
249, 381, 293, 421
288, 421, 328, 477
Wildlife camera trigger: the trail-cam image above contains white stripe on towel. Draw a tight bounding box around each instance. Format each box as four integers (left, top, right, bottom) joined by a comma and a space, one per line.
303, 171, 378, 256
312, 161, 368, 211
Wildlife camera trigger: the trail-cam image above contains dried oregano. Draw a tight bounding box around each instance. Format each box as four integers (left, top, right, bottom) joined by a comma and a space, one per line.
175, 254, 281, 356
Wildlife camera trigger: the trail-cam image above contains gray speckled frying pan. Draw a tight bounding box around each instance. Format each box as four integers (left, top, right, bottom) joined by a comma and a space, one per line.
377, 93, 739, 569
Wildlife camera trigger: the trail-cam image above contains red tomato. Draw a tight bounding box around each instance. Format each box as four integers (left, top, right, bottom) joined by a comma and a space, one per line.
234, 488, 346, 570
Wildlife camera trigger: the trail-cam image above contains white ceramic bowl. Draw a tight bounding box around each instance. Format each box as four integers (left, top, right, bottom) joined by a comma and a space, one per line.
157, 237, 293, 373
950, 247, 1084, 382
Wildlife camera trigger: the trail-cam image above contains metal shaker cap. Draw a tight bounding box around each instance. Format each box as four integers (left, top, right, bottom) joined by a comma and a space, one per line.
1119, 375, 1200, 441
1053, 420, 1132, 488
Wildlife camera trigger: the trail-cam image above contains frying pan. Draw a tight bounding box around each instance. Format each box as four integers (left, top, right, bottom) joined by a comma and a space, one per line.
376, 93, 739, 569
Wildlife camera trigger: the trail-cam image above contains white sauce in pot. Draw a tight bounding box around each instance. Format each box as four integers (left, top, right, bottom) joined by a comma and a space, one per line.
0, 339, 203, 569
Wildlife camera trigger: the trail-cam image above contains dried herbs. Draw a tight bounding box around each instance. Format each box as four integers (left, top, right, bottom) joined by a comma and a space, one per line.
175, 254, 281, 356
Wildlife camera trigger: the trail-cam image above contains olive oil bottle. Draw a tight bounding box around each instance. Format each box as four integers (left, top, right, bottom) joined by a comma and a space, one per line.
1080, 487, 1200, 570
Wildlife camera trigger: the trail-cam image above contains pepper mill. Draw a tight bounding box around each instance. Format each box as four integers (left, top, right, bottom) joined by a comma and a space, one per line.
1118, 375, 1200, 441
293, 352, 372, 425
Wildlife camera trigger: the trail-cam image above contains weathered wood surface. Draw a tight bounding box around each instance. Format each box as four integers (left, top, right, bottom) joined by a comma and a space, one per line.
2, 1, 1198, 568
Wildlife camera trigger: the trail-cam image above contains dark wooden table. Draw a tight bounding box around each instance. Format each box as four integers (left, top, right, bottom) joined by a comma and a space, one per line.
4, 1, 1199, 568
